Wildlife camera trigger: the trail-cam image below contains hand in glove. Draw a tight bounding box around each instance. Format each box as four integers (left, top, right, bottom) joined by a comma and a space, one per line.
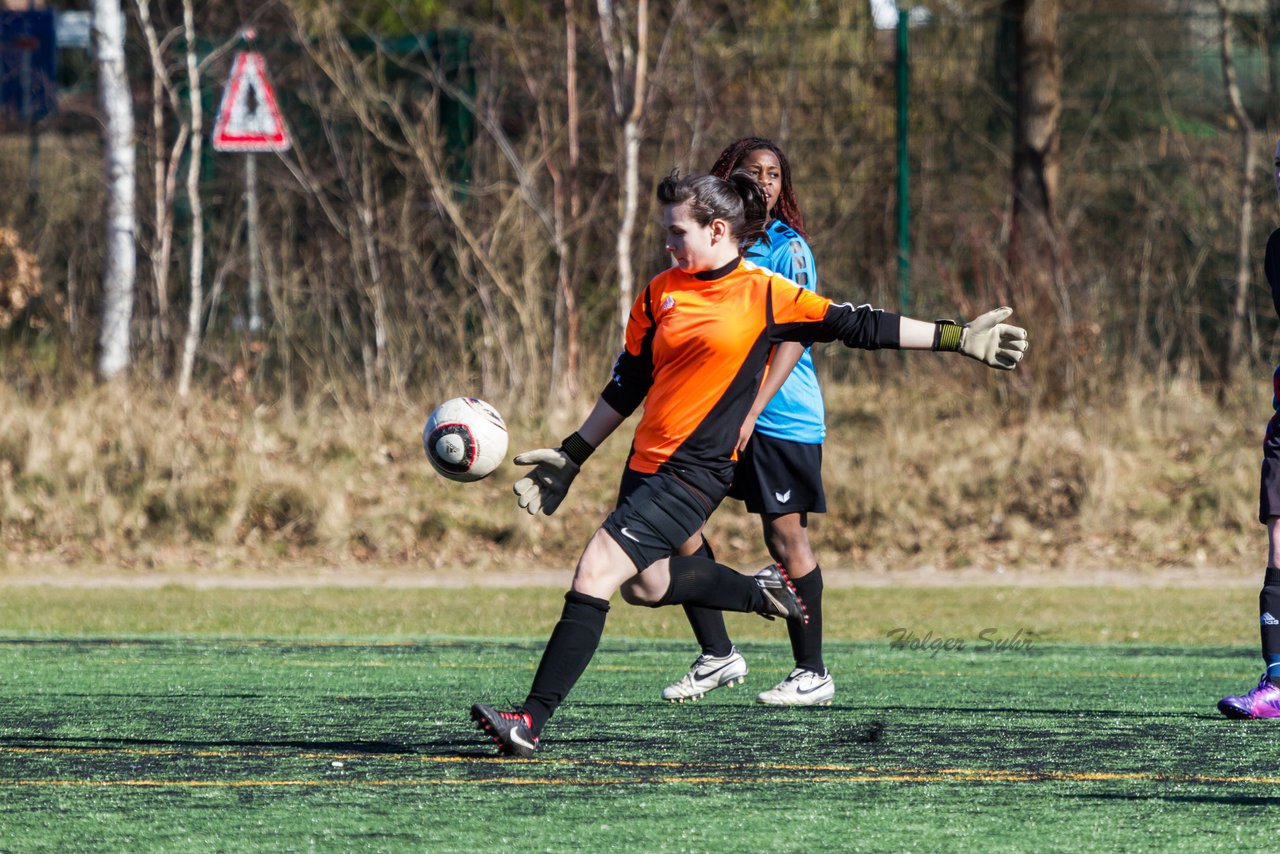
512, 432, 594, 516
940, 307, 1028, 370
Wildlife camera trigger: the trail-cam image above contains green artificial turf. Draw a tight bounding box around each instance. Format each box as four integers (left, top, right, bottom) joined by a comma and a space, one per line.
0, 625, 1276, 851
0, 584, 1257, 644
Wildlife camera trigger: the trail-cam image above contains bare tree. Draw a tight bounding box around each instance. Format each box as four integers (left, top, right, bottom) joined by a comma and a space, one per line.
1267, 0, 1280, 121
134, 0, 189, 362
506, 0, 590, 401
1218, 0, 1256, 391
1005, 0, 1066, 389
598, 0, 649, 339
94, 0, 137, 380
552, 0, 583, 399
177, 0, 204, 397
291, 16, 542, 400
356, 135, 393, 397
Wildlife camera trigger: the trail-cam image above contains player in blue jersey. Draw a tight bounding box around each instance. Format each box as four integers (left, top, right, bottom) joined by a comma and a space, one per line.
1219, 136, 1280, 719
660, 137, 836, 706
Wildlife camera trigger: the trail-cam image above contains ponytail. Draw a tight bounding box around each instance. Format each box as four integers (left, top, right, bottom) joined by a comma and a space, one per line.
725, 169, 768, 249
656, 170, 767, 250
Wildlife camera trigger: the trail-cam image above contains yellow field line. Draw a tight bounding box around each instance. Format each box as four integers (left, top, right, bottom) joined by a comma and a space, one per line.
3, 746, 1278, 786
270, 661, 394, 668
4, 769, 1280, 788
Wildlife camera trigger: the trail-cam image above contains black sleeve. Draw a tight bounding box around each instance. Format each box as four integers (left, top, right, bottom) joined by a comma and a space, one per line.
1267, 229, 1280, 321
600, 288, 656, 417
771, 301, 902, 350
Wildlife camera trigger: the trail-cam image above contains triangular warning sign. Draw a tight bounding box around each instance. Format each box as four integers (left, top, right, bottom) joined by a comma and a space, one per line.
212, 52, 290, 152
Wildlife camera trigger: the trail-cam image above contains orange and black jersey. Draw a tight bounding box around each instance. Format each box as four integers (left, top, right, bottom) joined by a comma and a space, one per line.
601, 256, 900, 503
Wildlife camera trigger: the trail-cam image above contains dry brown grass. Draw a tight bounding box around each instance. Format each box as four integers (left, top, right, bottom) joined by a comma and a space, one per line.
0, 226, 41, 330
0, 374, 1264, 578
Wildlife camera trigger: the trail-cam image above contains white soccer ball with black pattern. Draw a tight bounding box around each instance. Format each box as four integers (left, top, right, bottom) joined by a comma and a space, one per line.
422, 397, 509, 482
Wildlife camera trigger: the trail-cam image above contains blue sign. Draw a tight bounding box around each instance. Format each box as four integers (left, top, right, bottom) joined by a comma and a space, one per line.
0, 10, 56, 122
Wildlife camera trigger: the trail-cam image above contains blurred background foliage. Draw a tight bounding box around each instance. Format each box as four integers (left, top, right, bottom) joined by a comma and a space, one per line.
0, 0, 1277, 571
3, 0, 1278, 409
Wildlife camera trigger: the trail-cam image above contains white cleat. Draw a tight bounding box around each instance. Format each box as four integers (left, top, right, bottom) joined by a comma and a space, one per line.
756, 668, 835, 706
661, 647, 749, 703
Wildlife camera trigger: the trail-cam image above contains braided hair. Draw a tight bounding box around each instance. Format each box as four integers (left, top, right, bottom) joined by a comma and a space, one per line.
707, 137, 808, 240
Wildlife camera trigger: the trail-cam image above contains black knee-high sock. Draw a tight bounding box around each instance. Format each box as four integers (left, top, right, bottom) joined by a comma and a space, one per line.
1262, 566, 1280, 680
681, 538, 734, 657
522, 590, 610, 735
788, 566, 824, 674
660, 556, 766, 614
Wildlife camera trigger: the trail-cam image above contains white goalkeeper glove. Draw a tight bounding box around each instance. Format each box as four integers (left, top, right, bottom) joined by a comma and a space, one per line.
512, 432, 595, 516
937, 306, 1028, 370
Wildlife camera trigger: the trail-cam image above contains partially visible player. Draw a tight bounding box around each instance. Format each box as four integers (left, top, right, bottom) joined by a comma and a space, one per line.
468, 170, 1028, 757
661, 137, 835, 706
1218, 136, 1280, 719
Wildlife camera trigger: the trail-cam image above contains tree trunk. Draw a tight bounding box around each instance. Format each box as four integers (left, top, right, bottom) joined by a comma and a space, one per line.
177, 0, 204, 398
1006, 0, 1065, 391
597, 0, 648, 341
616, 113, 643, 338
1268, 1, 1280, 120
94, 0, 136, 381
560, 0, 582, 398
1008, 0, 1062, 303
1219, 0, 1256, 392
134, 0, 189, 369
359, 145, 391, 397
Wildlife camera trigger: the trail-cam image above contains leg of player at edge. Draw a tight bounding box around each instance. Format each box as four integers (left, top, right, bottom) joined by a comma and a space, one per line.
1218, 516, 1280, 719
1219, 136, 1280, 720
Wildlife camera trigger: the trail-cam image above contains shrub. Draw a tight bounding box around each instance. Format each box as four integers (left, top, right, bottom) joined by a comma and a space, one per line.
239, 481, 319, 547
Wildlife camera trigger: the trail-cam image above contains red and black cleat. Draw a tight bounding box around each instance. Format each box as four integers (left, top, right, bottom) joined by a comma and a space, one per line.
470, 703, 539, 757
754, 563, 808, 624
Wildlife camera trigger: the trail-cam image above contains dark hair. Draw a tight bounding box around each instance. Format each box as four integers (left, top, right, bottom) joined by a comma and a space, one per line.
656, 170, 768, 250
708, 136, 808, 239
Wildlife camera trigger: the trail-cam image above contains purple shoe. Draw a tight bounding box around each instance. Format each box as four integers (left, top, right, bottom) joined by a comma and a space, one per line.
1218, 675, 1280, 719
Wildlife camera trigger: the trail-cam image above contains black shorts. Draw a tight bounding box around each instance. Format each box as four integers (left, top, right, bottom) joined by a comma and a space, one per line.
1260, 411, 1280, 523
727, 432, 826, 515
602, 469, 720, 571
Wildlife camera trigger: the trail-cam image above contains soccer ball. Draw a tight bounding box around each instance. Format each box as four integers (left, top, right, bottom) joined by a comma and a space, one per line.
422, 397, 509, 482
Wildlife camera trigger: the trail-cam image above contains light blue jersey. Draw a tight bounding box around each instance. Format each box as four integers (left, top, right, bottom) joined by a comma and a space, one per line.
745, 219, 825, 444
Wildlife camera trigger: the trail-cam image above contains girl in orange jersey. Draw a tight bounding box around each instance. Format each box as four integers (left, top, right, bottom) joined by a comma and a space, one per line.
470, 171, 1027, 757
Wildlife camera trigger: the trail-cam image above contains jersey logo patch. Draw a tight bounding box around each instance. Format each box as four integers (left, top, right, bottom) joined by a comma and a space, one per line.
661, 295, 676, 312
